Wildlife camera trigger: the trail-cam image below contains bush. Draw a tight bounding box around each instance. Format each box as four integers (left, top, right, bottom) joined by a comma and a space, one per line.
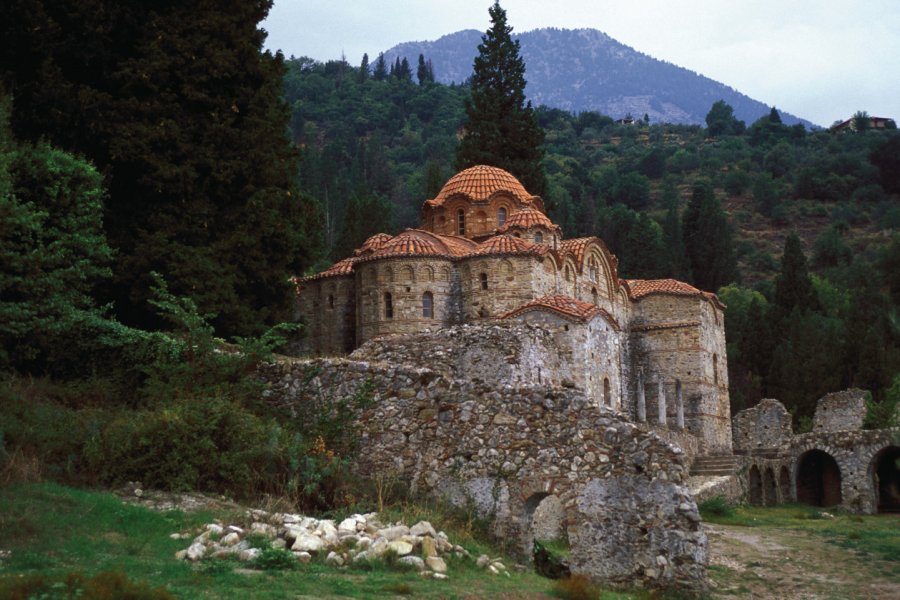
863, 380, 900, 429
252, 547, 297, 571
698, 495, 735, 518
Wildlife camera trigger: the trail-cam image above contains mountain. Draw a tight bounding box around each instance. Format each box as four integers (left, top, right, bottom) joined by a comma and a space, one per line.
384, 28, 815, 128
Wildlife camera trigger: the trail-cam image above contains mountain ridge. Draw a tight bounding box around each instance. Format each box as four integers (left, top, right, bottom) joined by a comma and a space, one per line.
384, 28, 815, 128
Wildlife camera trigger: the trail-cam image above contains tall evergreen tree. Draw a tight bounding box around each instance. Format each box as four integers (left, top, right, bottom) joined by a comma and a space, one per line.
372, 52, 388, 81
682, 179, 736, 291
455, 1, 546, 197
417, 54, 434, 85
358, 53, 369, 82
772, 233, 817, 319
660, 180, 691, 280
0, 0, 314, 336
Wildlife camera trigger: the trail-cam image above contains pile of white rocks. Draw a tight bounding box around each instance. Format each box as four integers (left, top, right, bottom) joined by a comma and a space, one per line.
174, 508, 510, 579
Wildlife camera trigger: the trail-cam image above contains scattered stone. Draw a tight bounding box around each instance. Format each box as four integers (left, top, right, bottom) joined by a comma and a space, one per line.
238, 548, 261, 562
325, 551, 344, 566
409, 521, 436, 537
421, 536, 437, 558
386, 540, 413, 556
398, 555, 425, 571
425, 556, 447, 573
220, 532, 241, 546
185, 542, 206, 561
292, 533, 324, 553
295, 551, 312, 564
271, 538, 287, 550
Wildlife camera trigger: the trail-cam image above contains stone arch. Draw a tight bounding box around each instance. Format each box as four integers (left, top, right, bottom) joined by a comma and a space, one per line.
779, 466, 791, 503
500, 259, 514, 282
384, 266, 394, 282
439, 266, 451, 282
763, 467, 777, 506
748, 465, 763, 505
520, 492, 567, 556
420, 265, 435, 282
400, 265, 415, 282
796, 449, 842, 507
870, 445, 900, 513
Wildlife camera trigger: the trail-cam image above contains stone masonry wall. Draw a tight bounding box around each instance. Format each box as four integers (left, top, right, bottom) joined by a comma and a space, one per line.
259, 357, 708, 591
732, 399, 793, 454
813, 389, 867, 433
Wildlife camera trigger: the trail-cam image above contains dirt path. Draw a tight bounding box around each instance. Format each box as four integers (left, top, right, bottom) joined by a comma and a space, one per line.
705, 522, 899, 600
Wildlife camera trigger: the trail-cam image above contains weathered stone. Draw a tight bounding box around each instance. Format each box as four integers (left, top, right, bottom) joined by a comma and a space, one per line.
398, 555, 425, 571
294, 551, 312, 564
325, 551, 344, 566
425, 556, 447, 573
409, 520, 437, 538
386, 540, 413, 556
238, 548, 261, 561
185, 542, 206, 561
291, 533, 324, 553
421, 536, 437, 558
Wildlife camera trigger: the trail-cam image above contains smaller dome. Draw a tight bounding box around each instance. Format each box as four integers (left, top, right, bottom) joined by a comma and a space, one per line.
429, 165, 532, 206
469, 234, 541, 257
497, 207, 558, 233
369, 230, 448, 259
354, 233, 393, 256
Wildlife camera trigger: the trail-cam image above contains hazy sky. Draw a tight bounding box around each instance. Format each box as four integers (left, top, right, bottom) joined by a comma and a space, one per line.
262, 0, 900, 127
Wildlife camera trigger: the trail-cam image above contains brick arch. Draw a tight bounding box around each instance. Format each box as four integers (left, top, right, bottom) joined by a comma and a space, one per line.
512, 478, 579, 555
795, 448, 843, 507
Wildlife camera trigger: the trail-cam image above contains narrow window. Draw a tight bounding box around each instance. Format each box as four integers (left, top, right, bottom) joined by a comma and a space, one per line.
589, 259, 598, 282
384, 292, 393, 319
422, 291, 434, 318
498, 206, 507, 227
457, 209, 465, 235
565, 266, 572, 282
480, 272, 488, 290
604, 378, 611, 406
713, 354, 719, 385
534, 231, 543, 243
591, 287, 599, 306
328, 294, 334, 309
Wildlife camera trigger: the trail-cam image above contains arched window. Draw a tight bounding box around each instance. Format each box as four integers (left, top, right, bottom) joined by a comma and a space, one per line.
713, 354, 719, 385
422, 291, 434, 318
384, 292, 393, 319
498, 206, 507, 227
457, 209, 465, 235
589, 258, 598, 282
591, 287, 599, 306
480, 272, 488, 290
564, 266, 572, 282
603, 377, 611, 406
328, 294, 334, 309
534, 231, 543, 244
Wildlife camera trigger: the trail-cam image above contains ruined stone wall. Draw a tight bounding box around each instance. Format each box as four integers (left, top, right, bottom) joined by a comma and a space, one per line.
259, 357, 708, 591
355, 258, 456, 345
813, 389, 867, 433
732, 399, 793, 454
294, 276, 356, 356
628, 295, 731, 452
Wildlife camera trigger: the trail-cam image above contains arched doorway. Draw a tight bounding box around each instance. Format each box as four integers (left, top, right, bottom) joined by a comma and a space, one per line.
779, 466, 791, 503
522, 492, 566, 555
871, 446, 900, 513
796, 449, 842, 507
749, 465, 763, 505
763, 468, 777, 506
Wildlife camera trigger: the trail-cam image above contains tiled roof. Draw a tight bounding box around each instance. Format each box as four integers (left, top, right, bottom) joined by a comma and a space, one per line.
624, 278, 725, 308
299, 258, 356, 282
557, 237, 620, 284
501, 294, 617, 326
428, 165, 533, 207
467, 235, 544, 257
432, 233, 479, 256
368, 230, 448, 259
354, 233, 392, 256
497, 207, 559, 233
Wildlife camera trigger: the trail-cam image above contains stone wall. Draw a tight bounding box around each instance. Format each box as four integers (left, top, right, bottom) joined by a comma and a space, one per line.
294, 275, 356, 356
813, 389, 867, 433
732, 399, 793, 454
259, 356, 708, 591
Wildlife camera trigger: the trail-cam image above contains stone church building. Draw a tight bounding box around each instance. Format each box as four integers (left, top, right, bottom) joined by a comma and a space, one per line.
294, 165, 732, 452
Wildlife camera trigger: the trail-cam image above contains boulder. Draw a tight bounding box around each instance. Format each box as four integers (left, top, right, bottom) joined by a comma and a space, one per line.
399, 555, 425, 571
292, 533, 324, 553
410, 521, 437, 537
386, 540, 413, 556
425, 556, 447, 573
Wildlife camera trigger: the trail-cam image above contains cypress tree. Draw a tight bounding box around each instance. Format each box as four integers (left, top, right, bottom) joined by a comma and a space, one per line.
682, 179, 736, 291
660, 180, 691, 281
455, 1, 546, 197
772, 233, 817, 319
372, 52, 388, 81
358, 53, 369, 82
417, 54, 434, 85
0, 0, 314, 336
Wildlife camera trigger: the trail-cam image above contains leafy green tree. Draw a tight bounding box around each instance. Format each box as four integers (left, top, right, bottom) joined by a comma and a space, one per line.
853, 110, 871, 132
682, 179, 736, 290
598, 204, 667, 279
705, 100, 746, 137
0, 0, 313, 337
611, 171, 650, 210
870, 135, 900, 194
455, 1, 546, 196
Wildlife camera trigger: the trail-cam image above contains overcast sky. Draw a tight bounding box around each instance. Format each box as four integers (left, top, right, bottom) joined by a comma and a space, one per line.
262, 0, 900, 127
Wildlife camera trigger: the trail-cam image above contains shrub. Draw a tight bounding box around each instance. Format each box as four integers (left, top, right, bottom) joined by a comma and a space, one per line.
698, 495, 735, 518
252, 547, 297, 571
554, 574, 602, 600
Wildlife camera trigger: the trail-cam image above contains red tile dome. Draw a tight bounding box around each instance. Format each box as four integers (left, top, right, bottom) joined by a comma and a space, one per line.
429, 165, 532, 206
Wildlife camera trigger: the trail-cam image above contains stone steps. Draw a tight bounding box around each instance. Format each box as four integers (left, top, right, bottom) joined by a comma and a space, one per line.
690, 454, 737, 476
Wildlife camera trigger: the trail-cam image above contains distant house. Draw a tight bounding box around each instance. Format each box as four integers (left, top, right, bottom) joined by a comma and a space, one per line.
830, 115, 896, 133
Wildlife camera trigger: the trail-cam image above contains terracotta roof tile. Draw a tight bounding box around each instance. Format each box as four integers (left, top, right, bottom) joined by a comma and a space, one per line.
624, 278, 725, 308
497, 207, 559, 233
467, 234, 545, 257
353, 233, 392, 256
428, 165, 533, 207
430, 232, 478, 256
501, 294, 618, 327
559, 238, 591, 264
299, 257, 356, 282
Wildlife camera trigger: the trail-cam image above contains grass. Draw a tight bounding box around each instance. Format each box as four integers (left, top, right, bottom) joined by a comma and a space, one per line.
700, 501, 900, 569
0, 482, 573, 599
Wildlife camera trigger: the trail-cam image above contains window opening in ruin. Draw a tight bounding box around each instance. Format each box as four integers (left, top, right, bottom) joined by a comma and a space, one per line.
603, 378, 611, 406
422, 291, 434, 318
384, 292, 393, 319
713, 354, 719, 385
872, 445, 900, 513
796, 449, 842, 507
328, 295, 334, 309
480, 272, 488, 290
763, 468, 777, 506
779, 466, 791, 502
523, 493, 566, 557
457, 209, 465, 235
534, 231, 543, 243
498, 206, 507, 227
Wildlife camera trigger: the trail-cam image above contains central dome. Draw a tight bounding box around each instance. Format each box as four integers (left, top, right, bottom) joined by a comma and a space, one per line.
430, 165, 532, 206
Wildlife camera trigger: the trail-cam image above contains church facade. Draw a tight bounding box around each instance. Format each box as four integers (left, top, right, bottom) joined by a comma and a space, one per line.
294, 165, 732, 451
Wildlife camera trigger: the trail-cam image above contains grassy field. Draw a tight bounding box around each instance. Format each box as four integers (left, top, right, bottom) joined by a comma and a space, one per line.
0, 482, 637, 600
